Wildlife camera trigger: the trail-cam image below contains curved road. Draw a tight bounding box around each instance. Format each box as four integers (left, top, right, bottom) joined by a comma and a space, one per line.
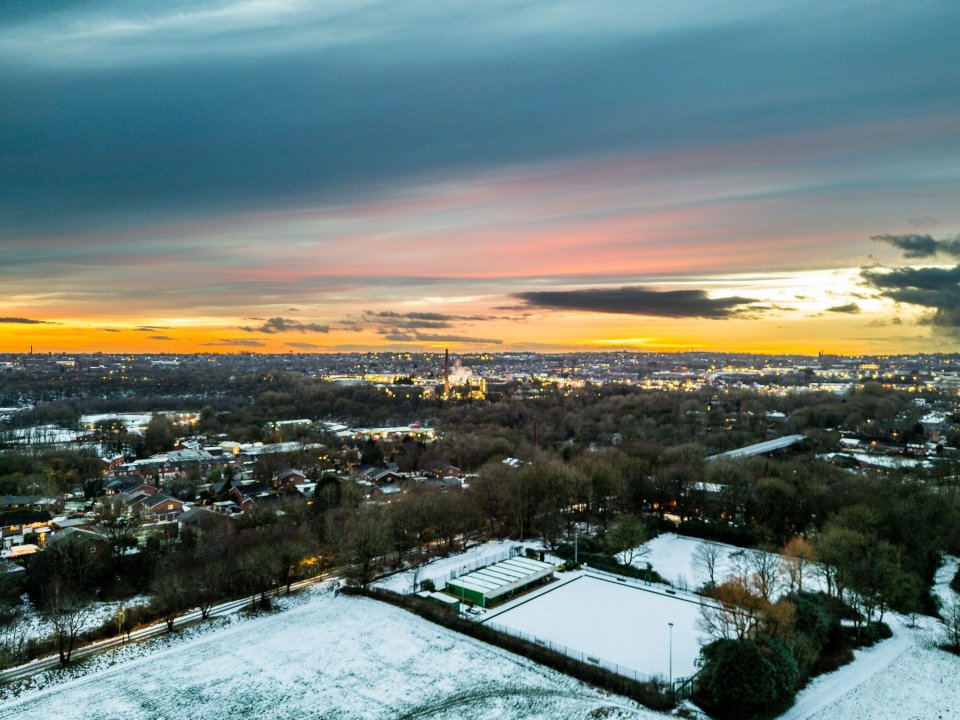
0, 572, 337, 686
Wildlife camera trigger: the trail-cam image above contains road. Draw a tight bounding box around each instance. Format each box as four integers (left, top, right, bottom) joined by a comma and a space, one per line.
1, 534, 483, 686
0, 571, 337, 686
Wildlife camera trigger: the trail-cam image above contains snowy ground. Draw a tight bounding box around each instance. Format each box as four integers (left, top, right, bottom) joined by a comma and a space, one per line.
932, 555, 958, 611
635, 533, 823, 596
2, 585, 666, 720
374, 540, 524, 594
777, 554, 960, 720
8, 594, 152, 648
778, 613, 960, 720
483, 572, 706, 681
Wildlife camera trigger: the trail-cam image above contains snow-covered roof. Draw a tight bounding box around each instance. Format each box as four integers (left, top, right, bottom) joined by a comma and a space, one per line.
446, 557, 556, 602
707, 434, 806, 461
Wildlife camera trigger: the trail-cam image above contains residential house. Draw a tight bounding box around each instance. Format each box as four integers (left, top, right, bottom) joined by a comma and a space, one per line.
1, 509, 53, 550
141, 494, 186, 522
273, 468, 307, 492
47, 526, 111, 561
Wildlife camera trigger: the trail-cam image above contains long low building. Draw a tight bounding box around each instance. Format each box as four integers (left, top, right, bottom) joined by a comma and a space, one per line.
445, 556, 557, 608
707, 434, 807, 461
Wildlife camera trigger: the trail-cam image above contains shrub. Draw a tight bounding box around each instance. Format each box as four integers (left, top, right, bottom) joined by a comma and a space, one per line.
696, 638, 796, 719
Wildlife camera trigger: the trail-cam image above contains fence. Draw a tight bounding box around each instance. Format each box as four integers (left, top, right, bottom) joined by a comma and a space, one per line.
478, 565, 707, 697
419, 546, 524, 591
581, 566, 711, 606
483, 619, 692, 695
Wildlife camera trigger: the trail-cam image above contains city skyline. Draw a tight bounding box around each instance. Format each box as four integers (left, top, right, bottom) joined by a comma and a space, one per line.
3, 2, 960, 354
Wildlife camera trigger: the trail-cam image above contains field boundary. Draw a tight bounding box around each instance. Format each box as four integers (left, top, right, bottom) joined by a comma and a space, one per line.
345, 585, 675, 712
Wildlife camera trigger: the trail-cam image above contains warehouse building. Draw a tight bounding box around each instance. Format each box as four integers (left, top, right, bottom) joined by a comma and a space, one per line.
445, 556, 557, 608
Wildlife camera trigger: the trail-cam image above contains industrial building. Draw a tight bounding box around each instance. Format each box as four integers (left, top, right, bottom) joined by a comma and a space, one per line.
445, 556, 557, 608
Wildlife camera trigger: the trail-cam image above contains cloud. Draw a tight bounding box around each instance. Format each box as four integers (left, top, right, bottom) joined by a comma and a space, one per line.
381, 331, 502, 345
826, 303, 861, 314
871, 233, 960, 259
287, 341, 323, 349
0, 316, 54, 324
862, 265, 960, 328
866, 317, 902, 327
149, 335, 174, 340
241, 317, 329, 334
513, 286, 759, 318
136, 325, 169, 332
361, 311, 512, 330
102, 328, 121, 332
203, 338, 266, 347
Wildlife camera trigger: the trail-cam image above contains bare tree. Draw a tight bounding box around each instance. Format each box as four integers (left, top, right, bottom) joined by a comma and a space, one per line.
44, 580, 94, 665
943, 597, 960, 651
342, 507, 390, 588
745, 549, 783, 603
699, 577, 766, 640
0, 611, 30, 668
150, 572, 187, 632
693, 542, 724, 588
782, 535, 817, 593
97, 508, 142, 569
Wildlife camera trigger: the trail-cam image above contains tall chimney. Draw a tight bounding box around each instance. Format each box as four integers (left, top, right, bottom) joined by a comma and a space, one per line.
444, 349, 450, 399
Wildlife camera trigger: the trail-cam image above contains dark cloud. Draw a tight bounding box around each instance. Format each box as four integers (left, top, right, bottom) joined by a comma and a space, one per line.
333, 322, 364, 333
381, 320, 451, 330
826, 303, 861, 314
149, 335, 173, 340
862, 265, 960, 328
136, 325, 169, 332
513, 286, 759, 318
866, 317, 902, 327
871, 233, 960, 259
0, 317, 53, 324
287, 341, 322, 349
241, 317, 329, 334
363, 311, 509, 328
381, 331, 502, 345
102, 328, 121, 332
203, 338, 266, 347
351, 310, 521, 337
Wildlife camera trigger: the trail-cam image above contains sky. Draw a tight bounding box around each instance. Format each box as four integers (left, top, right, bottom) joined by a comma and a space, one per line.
2, 0, 960, 355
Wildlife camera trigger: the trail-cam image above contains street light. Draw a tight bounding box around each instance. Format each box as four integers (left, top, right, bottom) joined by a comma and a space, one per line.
668, 622, 674, 693
574, 523, 579, 566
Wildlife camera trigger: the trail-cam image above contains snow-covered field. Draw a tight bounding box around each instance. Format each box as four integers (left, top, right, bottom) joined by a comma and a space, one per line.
634, 533, 744, 591
636, 533, 823, 596
2, 585, 665, 720
484, 573, 705, 681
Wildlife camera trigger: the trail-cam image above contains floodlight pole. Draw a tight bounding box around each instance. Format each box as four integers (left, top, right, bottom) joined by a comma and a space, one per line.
574, 523, 579, 566
668, 622, 674, 694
